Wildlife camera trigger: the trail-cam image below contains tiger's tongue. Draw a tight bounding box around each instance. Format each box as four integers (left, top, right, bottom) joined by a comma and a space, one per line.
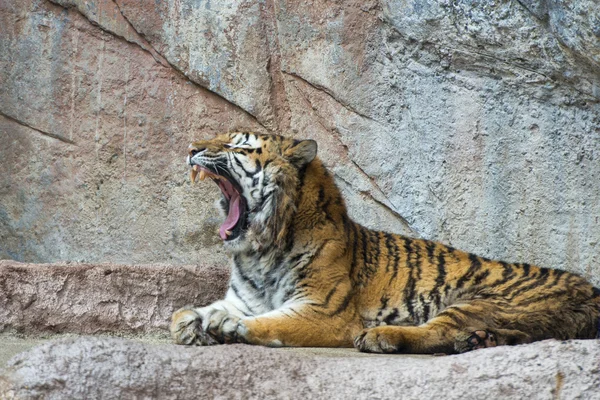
219, 191, 241, 240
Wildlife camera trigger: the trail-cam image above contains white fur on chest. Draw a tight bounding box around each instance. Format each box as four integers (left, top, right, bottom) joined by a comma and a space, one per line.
227, 252, 298, 316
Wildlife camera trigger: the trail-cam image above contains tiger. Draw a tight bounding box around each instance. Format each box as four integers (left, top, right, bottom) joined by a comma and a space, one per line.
171, 131, 600, 354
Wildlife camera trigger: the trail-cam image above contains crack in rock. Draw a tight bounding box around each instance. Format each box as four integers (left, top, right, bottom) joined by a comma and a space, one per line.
334, 171, 418, 236
284, 71, 382, 124
0, 112, 77, 145
45, 0, 271, 133
110, 0, 272, 131
46, 0, 169, 67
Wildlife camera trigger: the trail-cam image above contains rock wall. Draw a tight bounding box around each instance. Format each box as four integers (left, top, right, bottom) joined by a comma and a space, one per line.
1, 0, 599, 284
0, 260, 227, 335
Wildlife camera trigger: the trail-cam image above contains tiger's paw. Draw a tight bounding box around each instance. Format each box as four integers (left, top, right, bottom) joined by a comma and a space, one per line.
353, 327, 405, 353
455, 329, 497, 353
203, 309, 246, 344
170, 307, 218, 346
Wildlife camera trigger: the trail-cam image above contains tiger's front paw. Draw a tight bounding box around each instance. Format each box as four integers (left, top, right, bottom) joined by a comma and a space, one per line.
353, 327, 406, 353
203, 310, 247, 344
170, 308, 218, 346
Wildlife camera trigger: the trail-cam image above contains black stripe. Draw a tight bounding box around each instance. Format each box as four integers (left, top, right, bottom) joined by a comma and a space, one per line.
509, 268, 551, 298
281, 285, 297, 303
379, 294, 390, 312
455, 254, 482, 289
284, 202, 298, 250
551, 268, 566, 285
297, 163, 308, 186
425, 241, 436, 266
403, 239, 417, 322
288, 251, 309, 269
411, 241, 423, 322
229, 282, 253, 316
500, 264, 541, 296
384, 308, 399, 324
329, 288, 354, 316
316, 277, 345, 309
420, 294, 430, 323
363, 230, 380, 281
294, 241, 330, 282
489, 261, 516, 286
430, 246, 447, 310
472, 269, 490, 286
383, 232, 394, 274
389, 235, 401, 281
262, 158, 271, 170
356, 226, 369, 284
361, 227, 369, 270
517, 289, 570, 306
233, 256, 262, 295
318, 187, 325, 205
323, 199, 336, 225
233, 155, 257, 177
414, 241, 422, 286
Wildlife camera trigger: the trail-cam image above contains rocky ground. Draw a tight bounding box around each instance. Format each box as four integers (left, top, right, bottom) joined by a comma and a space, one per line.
2, 336, 599, 400
1, 260, 599, 399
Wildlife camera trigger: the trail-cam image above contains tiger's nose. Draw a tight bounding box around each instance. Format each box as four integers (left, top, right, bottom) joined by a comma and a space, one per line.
189, 146, 205, 157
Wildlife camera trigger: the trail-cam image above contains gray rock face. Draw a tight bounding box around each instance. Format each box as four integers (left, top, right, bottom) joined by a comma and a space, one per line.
1, 0, 599, 284
1, 337, 599, 399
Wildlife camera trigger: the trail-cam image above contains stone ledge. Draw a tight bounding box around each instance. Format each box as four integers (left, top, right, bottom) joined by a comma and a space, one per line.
0, 337, 599, 399
0, 260, 228, 335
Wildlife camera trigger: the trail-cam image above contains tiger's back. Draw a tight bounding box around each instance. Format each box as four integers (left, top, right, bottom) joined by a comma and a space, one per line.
171, 132, 600, 354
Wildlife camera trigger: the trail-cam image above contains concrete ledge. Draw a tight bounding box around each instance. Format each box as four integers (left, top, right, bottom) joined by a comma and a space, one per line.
0, 260, 228, 335
1, 337, 599, 399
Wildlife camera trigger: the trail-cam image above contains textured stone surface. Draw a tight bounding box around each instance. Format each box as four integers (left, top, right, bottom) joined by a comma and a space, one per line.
0, 260, 227, 335
1, 0, 599, 284
1, 337, 599, 399
0, 0, 264, 266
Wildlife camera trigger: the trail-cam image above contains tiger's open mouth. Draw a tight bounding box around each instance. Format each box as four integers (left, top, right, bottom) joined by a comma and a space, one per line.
190, 165, 247, 241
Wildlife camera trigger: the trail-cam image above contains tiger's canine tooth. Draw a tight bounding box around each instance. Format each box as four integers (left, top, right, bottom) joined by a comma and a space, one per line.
190, 168, 198, 183
225, 230, 232, 236
199, 170, 207, 181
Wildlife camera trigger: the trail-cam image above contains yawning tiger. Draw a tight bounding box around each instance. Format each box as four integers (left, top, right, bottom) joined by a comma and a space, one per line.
171, 132, 600, 353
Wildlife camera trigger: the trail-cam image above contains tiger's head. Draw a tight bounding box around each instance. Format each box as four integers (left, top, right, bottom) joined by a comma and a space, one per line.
187, 132, 318, 252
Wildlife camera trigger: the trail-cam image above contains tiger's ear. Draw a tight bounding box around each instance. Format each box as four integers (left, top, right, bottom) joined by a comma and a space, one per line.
284, 139, 317, 168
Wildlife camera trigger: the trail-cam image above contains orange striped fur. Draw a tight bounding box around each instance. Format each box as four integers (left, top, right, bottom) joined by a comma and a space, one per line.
171, 132, 600, 354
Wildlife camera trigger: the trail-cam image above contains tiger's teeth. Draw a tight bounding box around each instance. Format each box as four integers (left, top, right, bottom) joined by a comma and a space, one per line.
190, 168, 198, 183
225, 230, 232, 236
199, 170, 207, 181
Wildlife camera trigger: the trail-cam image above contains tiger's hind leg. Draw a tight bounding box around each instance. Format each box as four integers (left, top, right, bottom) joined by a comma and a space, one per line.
354, 301, 530, 354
